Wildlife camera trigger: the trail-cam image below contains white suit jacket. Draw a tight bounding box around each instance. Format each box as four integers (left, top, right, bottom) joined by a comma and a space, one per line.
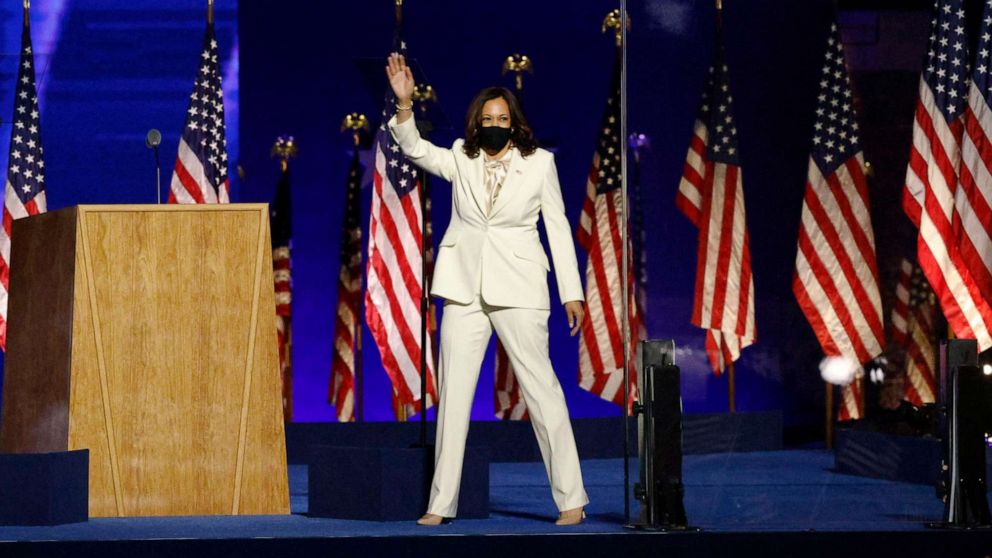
389, 115, 584, 310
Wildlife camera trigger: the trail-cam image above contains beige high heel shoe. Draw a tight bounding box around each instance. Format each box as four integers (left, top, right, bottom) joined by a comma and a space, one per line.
416, 513, 450, 526
555, 507, 586, 526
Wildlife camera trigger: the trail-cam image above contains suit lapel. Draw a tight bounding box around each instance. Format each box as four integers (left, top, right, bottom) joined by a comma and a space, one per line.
488, 148, 526, 219
467, 152, 488, 217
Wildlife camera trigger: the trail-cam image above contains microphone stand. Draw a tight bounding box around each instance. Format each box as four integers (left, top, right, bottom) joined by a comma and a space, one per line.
147, 129, 162, 204
154, 145, 161, 204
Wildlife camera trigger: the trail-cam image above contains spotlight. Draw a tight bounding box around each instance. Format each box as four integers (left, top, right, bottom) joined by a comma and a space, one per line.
983, 364, 992, 376
820, 356, 859, 385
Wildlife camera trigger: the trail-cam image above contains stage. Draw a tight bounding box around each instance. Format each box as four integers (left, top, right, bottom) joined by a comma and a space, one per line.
2, 450, 989, 557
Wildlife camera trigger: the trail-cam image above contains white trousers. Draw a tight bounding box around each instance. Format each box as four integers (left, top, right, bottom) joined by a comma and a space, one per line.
427, 295, 589, 517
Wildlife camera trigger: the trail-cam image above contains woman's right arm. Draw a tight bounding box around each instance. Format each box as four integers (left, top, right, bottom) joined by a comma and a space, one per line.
385, 53, 457, 181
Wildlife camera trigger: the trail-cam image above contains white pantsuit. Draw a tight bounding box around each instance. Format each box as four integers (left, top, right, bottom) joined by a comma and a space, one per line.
388, 115, 589, 517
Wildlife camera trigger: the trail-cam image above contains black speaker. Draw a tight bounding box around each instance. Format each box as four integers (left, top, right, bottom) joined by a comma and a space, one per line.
634, 339, 688, 529
935, 339, 991, 527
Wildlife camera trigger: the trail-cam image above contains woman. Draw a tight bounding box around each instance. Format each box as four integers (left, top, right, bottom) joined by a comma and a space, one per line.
385, 53, 588, 526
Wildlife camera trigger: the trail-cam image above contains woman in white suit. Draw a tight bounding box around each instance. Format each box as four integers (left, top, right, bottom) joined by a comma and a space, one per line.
385, 53, 588, 526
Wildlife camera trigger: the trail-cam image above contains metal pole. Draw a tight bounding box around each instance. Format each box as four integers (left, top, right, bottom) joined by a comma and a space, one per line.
825, 381, 833, 449
420, 169, 429, 444
619, 0, 631, 526
354, 133, 365, 423
728, 362, 736, 413
154, 146, 161, 204
715, 0, 735, 418
415, 102, 431, 446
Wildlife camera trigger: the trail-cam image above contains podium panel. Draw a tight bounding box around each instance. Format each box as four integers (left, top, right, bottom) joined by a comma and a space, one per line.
0, 205, 289, 517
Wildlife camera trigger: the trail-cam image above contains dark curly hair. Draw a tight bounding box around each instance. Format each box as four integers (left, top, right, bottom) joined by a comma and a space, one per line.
462, 87, 538, 159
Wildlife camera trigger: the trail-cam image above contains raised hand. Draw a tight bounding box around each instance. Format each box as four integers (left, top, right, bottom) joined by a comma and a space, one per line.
386, 53, 415, 105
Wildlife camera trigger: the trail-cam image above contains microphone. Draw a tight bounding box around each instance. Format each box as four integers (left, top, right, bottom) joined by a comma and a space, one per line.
146, 129, 162, 204
145, 128, 162, 149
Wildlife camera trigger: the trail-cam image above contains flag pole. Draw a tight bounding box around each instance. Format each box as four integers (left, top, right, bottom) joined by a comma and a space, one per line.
617, 1, 632, 526
714, 0, 737, 416
728, 362, 736, 413
825, 381, 833, 449
271, 136, 298, 422
413, 80, 438, 438
23, 0, 29, 26
412, 80, 437, 434
353, 129, 365, 423
207, 0, 213, 25
341, 112, 368, 422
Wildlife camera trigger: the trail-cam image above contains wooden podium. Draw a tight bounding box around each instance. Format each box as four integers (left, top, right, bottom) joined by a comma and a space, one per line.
0, 205, 290, 517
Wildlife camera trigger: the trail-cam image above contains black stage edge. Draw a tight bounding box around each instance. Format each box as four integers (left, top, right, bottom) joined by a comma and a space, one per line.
3, 530, 992, 558
286, 412, 783, 464
834, 427, 992, 485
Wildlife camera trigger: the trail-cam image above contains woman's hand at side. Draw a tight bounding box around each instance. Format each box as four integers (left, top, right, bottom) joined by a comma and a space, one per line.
386, 53, 415, 124
565, 301, 585, 337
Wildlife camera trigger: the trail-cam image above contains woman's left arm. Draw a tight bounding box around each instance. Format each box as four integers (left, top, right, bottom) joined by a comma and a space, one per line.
541, 153, 585, 330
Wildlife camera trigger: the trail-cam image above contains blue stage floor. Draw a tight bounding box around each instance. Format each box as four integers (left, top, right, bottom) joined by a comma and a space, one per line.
0, 450, 947, 541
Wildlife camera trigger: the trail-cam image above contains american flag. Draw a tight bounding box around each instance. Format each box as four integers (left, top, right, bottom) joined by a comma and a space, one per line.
675, 44, 756, 375
904, 0, 992, 351
959, 0, 992, 326
494, 341, 528, 420
366, 34, 436, 418
329, 150, 363, 422
576, 51, 642, 406
169, 19, 230, 204
271, 158, 293, 421
0, 20, 47, 351
891, 259, 937, 406
792, 23, 885, 421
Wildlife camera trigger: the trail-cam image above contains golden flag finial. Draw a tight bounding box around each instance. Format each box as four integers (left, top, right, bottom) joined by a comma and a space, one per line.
412, 84, 437, 106
271, 135, 298, 171
341, 113, 370, 146
602, 9, 630, 48
502, 54, 534, 93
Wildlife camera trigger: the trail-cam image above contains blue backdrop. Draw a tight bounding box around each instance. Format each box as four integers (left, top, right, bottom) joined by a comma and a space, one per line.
0, 1, 923, 437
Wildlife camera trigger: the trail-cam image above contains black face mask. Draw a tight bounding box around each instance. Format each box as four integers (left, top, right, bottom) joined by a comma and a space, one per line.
478, 125, 512, 152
